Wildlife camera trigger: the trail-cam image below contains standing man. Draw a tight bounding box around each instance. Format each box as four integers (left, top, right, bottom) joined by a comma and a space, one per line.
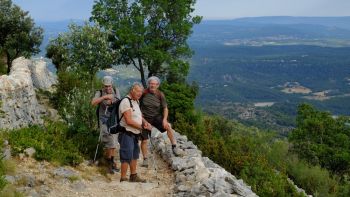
119, 82, 152, 182
140, 76, 183, 167
91, 76, 120, 174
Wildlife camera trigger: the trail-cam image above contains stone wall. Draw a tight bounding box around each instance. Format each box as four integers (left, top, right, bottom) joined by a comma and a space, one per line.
0, 57, 56, 129
151, 131, 258, 197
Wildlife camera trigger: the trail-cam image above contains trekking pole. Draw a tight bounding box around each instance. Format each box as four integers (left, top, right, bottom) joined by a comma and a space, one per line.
148, 132, 159, 185
93, 134, 101, 165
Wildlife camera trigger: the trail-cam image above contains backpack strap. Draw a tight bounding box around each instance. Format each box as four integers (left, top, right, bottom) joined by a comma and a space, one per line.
117, 97, 133, 123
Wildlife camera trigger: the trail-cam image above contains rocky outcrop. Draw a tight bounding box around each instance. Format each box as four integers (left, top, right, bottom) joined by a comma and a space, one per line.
151, 131, 258, 197
29, 58, 57, 91
0, 57, 56, 129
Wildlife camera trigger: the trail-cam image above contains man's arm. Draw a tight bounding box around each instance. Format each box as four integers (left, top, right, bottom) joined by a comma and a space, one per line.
162, 107, 170, 130
124, 110, 152, 130
91, 94, 114, 106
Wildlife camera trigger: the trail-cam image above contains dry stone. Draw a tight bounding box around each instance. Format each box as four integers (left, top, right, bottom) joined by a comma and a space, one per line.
151, 129, 258, 197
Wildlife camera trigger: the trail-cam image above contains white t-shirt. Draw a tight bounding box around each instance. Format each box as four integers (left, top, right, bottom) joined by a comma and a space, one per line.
119, 96, 142, 134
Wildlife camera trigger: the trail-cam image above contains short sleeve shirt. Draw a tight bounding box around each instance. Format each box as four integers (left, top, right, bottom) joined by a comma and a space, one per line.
94, 87, 121, 120
119, 96, 142, 134
140, 90, 167, 120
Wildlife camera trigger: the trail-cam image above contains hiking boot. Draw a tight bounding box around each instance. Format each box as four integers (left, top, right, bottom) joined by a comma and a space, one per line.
141, 158, 149, 168
172, 147, 185, 157
120, 177, 128, 182
112, 163, 120, 172
129, 173, 146, 183
108, 163, 119, 174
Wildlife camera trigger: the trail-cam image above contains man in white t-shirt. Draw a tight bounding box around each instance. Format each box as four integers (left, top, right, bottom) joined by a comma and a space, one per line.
118, 82, 152, 182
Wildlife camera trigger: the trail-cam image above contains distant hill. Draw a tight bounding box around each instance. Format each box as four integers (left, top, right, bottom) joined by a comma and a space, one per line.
232, 16, 350, 30
191, 16, 350, 47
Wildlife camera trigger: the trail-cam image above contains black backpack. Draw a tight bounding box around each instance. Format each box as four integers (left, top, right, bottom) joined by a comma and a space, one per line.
106, 97, 132, 134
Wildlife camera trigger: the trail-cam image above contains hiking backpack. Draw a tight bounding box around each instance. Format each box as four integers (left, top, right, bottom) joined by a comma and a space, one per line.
105, 97, 133, 134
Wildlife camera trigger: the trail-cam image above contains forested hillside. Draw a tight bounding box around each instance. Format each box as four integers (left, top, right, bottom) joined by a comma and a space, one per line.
187, 17, 350, 132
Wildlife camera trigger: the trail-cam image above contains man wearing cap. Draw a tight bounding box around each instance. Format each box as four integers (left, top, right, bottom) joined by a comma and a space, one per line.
91, 76, 121, 174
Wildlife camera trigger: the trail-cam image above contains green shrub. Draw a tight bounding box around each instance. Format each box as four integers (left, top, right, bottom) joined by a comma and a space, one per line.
289, 104, 350, 175
0, 154, 7, 190
8, 121, 83, 166
0, 61, 6, 75
160, 82, 198, 122
287, 157, 338, 197
175, 113, 303, 196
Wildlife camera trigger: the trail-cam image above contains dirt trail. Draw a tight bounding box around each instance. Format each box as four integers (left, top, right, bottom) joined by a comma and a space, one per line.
16, 147, 175, 197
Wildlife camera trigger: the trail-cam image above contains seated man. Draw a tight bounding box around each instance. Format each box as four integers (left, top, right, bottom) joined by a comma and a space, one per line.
140, 76, 183, 167
118, 82, 152, 182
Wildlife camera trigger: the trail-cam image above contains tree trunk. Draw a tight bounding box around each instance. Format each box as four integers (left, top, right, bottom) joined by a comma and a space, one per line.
138, 58, 146, 88
6, 52, 12, 74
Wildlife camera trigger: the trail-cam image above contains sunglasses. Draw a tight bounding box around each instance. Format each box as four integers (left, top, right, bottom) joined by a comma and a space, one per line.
104, 85, 112, 88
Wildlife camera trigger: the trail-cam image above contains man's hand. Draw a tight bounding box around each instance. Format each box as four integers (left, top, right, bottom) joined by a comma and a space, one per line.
163, 119, 170, 130
103, 94, 114, 105
143, 123, 152, 131
104, 94, 114, 100
142, 120, 152, 131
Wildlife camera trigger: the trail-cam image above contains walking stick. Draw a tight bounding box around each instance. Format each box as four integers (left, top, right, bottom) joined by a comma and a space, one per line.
92, 134, 101, 165
148, 132, 159, 185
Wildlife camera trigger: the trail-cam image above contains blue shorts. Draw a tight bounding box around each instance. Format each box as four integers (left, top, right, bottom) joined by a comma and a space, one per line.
118, 132, 140, 163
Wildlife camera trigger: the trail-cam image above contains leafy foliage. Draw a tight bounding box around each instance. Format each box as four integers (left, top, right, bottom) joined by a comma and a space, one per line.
46, 22, 116, 133
0, 0, 43, 74
160, 82, 198, 122
91, 0, 202, 86
46, 22, 117, 83
287, 156, 338, 196
289, 103, 350, 175
7, 121, 83, 165
175, 113, 303, 196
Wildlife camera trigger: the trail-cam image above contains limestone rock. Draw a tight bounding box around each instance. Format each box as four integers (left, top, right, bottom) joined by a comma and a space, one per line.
0, 57, 56, 130
29, 58, 57, 91
151, 130, 258, 196
53, 167, 78, 178
24, 147, 36, 157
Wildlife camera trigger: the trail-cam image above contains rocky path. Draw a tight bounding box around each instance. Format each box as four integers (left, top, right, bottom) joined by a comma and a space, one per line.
14, 146, 175, 197
7, 132, 258, 197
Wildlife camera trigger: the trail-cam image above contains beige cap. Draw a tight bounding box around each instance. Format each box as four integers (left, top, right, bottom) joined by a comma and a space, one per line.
102, 76, 113, 86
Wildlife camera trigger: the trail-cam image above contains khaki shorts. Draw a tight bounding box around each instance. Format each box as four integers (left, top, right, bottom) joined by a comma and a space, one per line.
100, 122, 118, 149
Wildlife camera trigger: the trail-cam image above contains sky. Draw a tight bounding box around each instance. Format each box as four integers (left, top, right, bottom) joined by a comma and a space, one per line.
12, 0, 350, 22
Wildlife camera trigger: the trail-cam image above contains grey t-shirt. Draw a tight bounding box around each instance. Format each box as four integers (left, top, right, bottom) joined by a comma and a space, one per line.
94, 88, 121, 121
140, 90, 167, 120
